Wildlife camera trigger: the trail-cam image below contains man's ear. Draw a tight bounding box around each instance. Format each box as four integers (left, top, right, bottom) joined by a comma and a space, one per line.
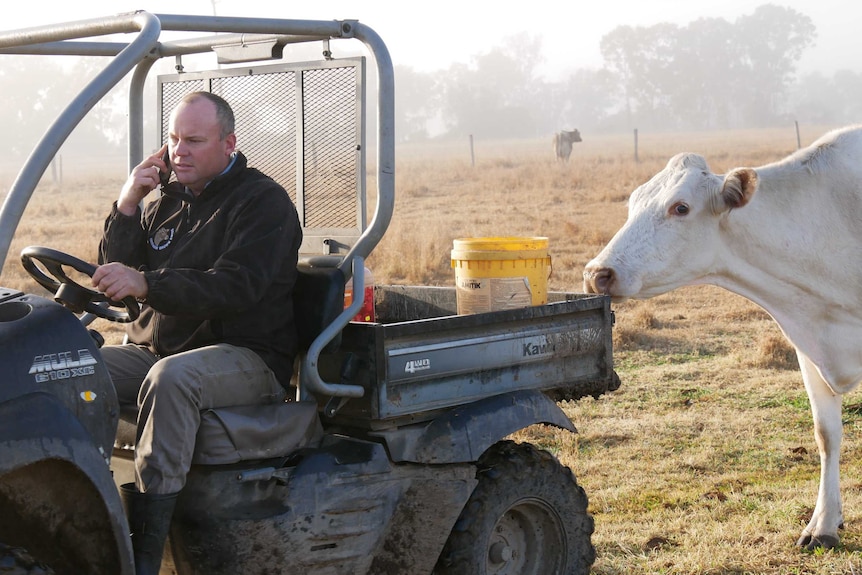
224, 133, 237, 156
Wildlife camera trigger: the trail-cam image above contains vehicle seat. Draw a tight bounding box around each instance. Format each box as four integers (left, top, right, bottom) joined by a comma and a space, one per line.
114, 263, 346, 464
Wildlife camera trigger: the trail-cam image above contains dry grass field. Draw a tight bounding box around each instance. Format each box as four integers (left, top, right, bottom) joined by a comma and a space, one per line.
2, 125, 861, 573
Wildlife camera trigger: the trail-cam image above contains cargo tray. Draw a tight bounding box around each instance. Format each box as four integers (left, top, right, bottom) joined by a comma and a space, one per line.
318, 286, 617, 429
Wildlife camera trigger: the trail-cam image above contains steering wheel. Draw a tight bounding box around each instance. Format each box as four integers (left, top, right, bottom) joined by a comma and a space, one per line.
20, 246, 140, 323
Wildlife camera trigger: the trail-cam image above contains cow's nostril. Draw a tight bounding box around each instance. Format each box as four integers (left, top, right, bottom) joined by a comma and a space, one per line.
583, 267, 614, 294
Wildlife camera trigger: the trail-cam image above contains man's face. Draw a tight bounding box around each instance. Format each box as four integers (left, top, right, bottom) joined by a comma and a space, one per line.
168, 98, 236, 194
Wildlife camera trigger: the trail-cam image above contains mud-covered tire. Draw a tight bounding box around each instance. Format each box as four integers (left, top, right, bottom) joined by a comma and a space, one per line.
434, 440, 595, 575
0, 543, 55, 574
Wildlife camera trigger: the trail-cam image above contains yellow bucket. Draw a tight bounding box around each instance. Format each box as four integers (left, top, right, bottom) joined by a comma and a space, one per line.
450, 236, 551, 314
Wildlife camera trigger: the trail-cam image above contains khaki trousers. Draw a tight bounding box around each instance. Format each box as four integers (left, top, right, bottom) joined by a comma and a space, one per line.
100, 343, 286, 494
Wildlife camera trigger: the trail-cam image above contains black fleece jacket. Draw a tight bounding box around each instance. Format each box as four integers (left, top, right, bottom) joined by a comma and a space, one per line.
99, 152, 302, 385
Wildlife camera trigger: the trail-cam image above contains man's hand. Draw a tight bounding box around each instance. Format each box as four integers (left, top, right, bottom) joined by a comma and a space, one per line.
117, 144, 170, 216
92, 263, 148, 302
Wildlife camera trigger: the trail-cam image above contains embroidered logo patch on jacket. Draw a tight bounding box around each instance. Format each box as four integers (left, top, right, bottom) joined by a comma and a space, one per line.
149, 227, 175, 251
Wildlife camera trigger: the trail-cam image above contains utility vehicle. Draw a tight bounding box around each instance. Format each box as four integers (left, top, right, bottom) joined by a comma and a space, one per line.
0, 12, 619, 574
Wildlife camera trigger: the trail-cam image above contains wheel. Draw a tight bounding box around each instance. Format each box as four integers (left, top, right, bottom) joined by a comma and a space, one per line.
434, 440, 596, 575
20, 246, 139, 323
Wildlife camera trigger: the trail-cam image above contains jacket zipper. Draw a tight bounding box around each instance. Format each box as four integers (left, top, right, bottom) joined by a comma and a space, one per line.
151, 200, 193, 355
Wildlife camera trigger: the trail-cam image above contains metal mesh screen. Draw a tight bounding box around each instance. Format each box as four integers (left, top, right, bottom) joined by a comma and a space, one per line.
157, 59, 364, 255
302, 67, 359, 228
213, 73, 299, 206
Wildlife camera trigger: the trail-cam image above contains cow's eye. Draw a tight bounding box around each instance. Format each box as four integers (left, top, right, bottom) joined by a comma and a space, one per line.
670, 202, 690, 216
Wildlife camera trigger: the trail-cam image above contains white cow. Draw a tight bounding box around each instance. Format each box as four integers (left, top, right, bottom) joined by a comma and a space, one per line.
583, 124, 862, 550
554, 129, 582, 161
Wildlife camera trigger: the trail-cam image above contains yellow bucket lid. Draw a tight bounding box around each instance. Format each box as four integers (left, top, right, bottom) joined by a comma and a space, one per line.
452, 236, 548, 252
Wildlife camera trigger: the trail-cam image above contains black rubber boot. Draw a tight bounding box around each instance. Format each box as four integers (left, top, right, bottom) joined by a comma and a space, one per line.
119, 483, 178, 575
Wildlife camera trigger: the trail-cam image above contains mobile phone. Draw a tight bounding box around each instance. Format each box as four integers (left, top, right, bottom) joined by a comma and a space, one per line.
158, 149, 195, 202
159, 148, 172, 188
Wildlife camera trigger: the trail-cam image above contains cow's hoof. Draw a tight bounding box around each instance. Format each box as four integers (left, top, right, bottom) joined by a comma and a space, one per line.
796, 533, 839, 550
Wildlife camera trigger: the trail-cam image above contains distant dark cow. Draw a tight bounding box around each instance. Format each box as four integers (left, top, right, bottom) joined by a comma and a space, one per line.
554, 129, 582, 161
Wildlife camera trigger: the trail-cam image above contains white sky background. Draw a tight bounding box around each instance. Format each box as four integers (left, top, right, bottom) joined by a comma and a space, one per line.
2, 1, 857, 80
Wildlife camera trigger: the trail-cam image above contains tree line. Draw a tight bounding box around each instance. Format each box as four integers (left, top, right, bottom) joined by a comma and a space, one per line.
1, 3, 858, 164
395, 4, 861, 141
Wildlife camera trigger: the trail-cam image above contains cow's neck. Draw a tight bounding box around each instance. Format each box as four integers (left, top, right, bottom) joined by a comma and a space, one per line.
706, 168, 862, 391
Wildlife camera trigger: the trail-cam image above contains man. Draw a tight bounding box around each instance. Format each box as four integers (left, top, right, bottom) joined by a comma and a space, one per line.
93, 91, 302, 574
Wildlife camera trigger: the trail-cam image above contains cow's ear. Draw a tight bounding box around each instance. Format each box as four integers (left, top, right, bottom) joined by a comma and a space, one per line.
720, 168, 757, 210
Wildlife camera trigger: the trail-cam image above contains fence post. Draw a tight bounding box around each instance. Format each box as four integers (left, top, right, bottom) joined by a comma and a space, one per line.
794, 121, 801, 149
50, 155, 63, 186
469, 134, 475, 167
633, 129, 639, 163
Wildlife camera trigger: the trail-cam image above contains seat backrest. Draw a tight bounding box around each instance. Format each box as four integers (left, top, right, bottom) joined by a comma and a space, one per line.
292, 263, 346, 353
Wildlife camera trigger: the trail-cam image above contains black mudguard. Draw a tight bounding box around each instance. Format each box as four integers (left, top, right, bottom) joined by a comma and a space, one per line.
376, 389, 577, 464
0, 292, 119, 457
0, 393, 134, 575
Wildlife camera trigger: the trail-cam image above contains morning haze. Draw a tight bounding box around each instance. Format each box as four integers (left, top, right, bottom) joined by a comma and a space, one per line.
0, 3, 855, 170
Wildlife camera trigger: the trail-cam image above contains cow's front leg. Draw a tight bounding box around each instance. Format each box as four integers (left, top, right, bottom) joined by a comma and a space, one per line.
796, 353, 844, 550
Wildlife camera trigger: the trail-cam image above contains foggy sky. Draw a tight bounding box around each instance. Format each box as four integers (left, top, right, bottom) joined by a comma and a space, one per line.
3, 1, 859, 81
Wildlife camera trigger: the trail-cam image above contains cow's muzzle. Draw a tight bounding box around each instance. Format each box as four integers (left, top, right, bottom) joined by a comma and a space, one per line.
583, 266, 614, 295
